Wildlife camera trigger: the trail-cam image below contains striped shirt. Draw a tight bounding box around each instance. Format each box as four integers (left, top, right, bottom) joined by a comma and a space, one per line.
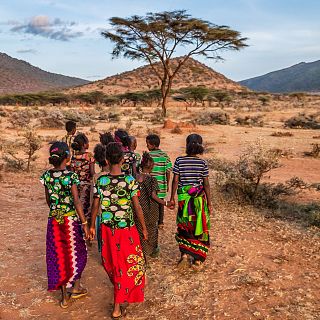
173, 156, 209, 188
149, 149, 172, 199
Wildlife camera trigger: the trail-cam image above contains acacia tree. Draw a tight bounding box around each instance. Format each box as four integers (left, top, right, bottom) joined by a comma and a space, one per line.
102, 10, 247, 116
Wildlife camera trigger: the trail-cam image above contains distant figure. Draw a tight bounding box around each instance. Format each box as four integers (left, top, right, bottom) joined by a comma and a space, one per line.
170, 134, 212, 270
62, 120, 77, 168
129, 135, 141, 168
114, 129, 137, 176
94, 132, 114, 174
146, 134, 172, 229
135, 152, 172, 259
90, 142, 147, 319
40, 141, 89, 308
70, 133, 95, 225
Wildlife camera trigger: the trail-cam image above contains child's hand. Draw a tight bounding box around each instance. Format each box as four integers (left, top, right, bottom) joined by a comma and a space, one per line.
142, 228, 148, 240
83, 224, 90, 240
169, 200, 175, 210
89, 227, 96, 241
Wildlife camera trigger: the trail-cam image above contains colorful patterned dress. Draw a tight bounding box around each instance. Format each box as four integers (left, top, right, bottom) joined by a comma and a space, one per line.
173, 156, 211, 262
122, 151, 137, 176
135, 175, 160, 257
93, 174, 145, 304
70, 152, 94, 222
40, 169, 87, 291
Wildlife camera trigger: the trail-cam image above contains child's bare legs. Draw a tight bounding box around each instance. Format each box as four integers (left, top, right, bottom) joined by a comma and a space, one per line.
112, 303, 121, 318
60, 285, 70, 308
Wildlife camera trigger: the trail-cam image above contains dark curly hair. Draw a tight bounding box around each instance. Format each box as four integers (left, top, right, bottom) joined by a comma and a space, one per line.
105, 142, 124, 165
186, 133, 204, 156
99, 132, 114, 146
49, 141, 70, 167
65, 120, 76, 133
94, 143, 107, 168
114, 129, 131, 147
146, 134, 160, 147
140, 151, 154, 170
71, 132, 89, 151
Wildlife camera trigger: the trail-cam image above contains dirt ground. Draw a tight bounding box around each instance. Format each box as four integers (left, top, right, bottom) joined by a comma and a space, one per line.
0, 102, 319, 319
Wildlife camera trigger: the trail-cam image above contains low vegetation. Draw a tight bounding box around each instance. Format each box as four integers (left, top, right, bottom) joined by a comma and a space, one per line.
284, 113, 320, 129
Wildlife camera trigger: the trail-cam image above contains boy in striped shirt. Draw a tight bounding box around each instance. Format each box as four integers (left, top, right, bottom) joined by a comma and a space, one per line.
146, 134, 172, 228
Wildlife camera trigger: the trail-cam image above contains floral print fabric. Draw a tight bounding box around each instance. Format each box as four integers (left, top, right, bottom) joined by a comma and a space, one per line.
93, 174, 140, 229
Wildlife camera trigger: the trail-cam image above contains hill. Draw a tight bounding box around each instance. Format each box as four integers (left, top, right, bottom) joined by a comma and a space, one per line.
0, 52, 89, 95
239, 60, 320, 93
68, 57, 245, 95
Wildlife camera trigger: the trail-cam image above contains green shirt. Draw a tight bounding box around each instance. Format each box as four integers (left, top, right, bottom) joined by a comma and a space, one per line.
149, 149, 172, 199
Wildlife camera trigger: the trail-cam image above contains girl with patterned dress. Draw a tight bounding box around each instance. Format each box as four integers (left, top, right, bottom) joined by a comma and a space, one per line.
70, 133, 95, 225
135, 152, 172, 259
170, 134, 213, 270
90, 142, 148, 319
40, 141, 89, 308
114, 129, 137, 176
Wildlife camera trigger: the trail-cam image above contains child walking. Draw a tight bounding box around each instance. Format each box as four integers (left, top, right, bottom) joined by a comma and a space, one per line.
114, 129, 137, 176
40, 141, 89, 308
62, 120, 77, 169
90, 142, 148, 319
70, 133, 95, 224
169, 134, 212, 270
129, 135, 141, 168
135, 152, 172, 259
146, 134, 172, 228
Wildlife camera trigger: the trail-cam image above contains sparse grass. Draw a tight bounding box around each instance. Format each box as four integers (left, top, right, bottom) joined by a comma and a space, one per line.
304, 143, 320, 158
271, 131, 294, 137
195, 111, 230, 125
235, 115, 264, 127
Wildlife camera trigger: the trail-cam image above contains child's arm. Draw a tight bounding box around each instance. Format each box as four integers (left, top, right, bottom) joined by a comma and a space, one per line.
71, 185, 89, 239
166, 170, 171, 192
132, 161, 137, 177
151, 191, 166, 206
89, 197, 100, 240
203, 177, 213, 215
169, 173, 179, 208
44, 187, 50, 207
89, 161, 95, 178
132, 196, 148, 240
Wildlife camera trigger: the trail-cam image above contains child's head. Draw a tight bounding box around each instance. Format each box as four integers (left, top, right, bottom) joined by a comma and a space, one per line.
49, 141, 70, 167
186, 133, 204, 156
65, 120, 77, 135
129, 136, 137, 151
114, 129, 130, 148
146, 134, 160, 151
99, 132, 114, 146
94, 143, 107, 168
71, 133, 89, 151
105, 142, 124, 165
140, 151, 154, 173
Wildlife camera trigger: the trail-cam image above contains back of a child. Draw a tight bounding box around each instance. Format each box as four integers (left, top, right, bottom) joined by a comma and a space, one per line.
70, 133, 95, 223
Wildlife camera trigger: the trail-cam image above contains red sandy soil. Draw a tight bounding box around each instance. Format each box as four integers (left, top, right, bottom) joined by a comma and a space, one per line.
0, 122, 319, 319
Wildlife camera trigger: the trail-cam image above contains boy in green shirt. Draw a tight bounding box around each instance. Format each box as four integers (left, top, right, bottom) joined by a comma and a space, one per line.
146, 134, 172, 228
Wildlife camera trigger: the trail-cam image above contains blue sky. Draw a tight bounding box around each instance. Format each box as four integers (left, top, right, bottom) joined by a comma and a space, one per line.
1, 0, 319, 81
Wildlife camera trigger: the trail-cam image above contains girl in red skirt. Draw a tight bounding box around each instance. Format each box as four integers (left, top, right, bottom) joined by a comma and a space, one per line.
90, 142, 148, 319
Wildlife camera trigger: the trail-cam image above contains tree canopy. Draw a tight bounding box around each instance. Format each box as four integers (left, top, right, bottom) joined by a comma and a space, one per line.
102, 10, 248, 116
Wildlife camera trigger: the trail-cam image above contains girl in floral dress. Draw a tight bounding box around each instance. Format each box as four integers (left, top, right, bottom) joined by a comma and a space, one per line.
70, 133, 95, 225
40, 141, 89, 308
90, 142, 148, 319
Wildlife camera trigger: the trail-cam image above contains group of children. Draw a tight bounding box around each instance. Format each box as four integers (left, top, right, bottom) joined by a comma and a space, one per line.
41, 120, 212, 319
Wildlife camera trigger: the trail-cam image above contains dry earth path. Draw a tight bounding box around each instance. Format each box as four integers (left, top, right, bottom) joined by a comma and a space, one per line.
0, 171, 319, 320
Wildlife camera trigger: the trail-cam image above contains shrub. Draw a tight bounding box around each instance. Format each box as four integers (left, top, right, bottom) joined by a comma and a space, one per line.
149, 108, 164, 124
271, 131, 293, 137
195, 111, 230, 125
304, 144, 320, 158
39, 110, 65, 128
284, 113, 320, 129
9, 110, 31, 128
2, 127, 42, 171
235, 115, 264, 127
125, 119, 133, 131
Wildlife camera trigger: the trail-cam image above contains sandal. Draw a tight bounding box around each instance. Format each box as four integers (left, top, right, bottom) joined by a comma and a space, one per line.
59, 293, 72, 309
111, 306, 127, 319
70, 287, 88, 299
